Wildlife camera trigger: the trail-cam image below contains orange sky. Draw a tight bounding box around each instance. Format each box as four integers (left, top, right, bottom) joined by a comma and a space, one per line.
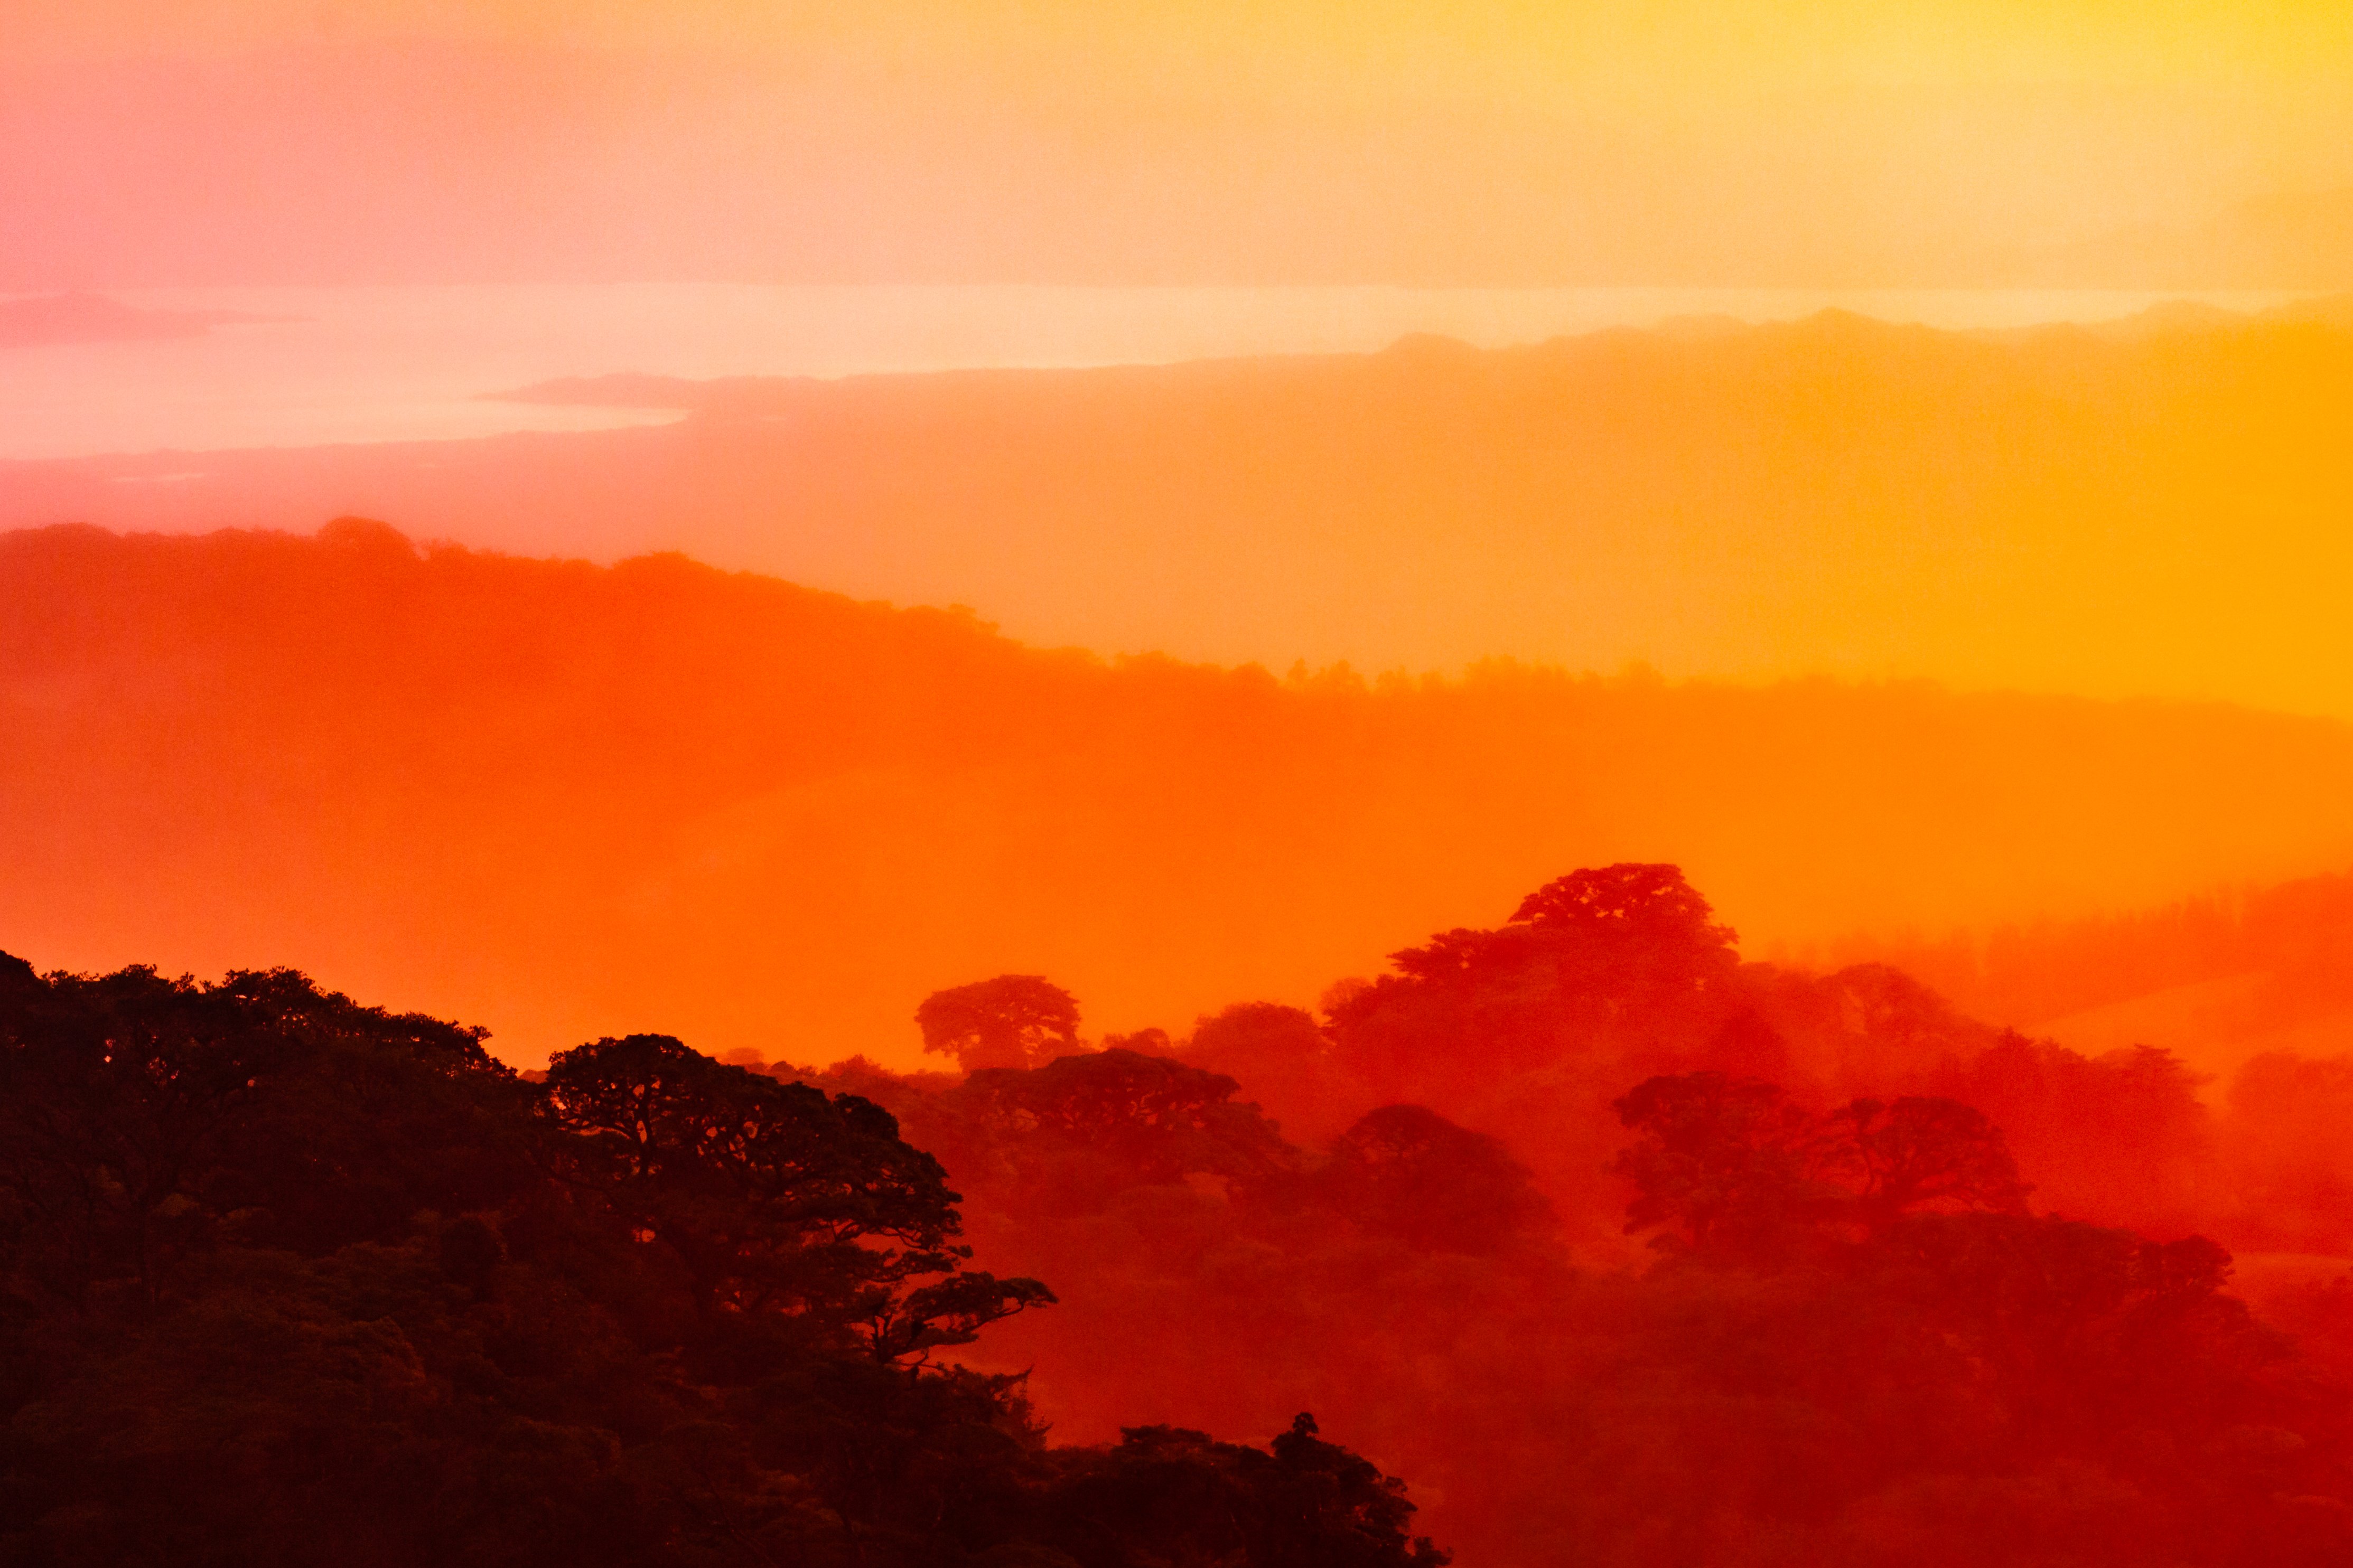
8, 2, 2352, 285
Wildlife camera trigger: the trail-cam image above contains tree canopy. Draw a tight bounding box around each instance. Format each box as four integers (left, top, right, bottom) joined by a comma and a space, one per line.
13, 859, 2353, 1567
916, 976, 1084, 1072
0, 956, 1444, 1568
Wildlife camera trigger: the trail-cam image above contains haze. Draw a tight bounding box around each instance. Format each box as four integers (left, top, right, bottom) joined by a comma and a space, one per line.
17, 5, 2353, 1566
14, 305, 2353, 718
10, 1, 2353, 287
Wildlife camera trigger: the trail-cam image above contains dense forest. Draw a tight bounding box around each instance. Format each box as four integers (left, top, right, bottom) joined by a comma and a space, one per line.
0, 951, 1444, 1568
12, 865, 2353, 1565
8, 522, 2353, 1073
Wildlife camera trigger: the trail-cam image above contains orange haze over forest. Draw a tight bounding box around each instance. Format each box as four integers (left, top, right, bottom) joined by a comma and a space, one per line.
7, 520, 2353, 1082
12, 4, 2353, 1565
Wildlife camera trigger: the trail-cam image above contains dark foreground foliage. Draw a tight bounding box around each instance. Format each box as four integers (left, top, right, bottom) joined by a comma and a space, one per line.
0, 952, 1444, 1568
12, 862, 2353, 1566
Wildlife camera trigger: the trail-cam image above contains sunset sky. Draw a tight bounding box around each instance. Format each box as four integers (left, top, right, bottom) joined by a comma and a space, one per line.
10, 1, 2353, 286
18, 11, 2353, 1567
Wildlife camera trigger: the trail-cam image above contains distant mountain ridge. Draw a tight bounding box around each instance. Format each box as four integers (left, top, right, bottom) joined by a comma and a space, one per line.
474, 297, 2353, 409
13, 302, 2353, 720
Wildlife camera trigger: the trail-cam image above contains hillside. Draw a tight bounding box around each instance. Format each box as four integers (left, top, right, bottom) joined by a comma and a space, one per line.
1831, 868, 2353, 1087
8, 308, 2353, 715
0, 956, 1445, 1568
7, 521, 2353, 1068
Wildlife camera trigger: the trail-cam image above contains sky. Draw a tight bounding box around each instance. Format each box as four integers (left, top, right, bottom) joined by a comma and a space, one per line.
8, 2, 2353, 286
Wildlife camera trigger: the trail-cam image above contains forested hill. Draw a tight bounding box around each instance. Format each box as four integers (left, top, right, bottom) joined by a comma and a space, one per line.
7, 521, 2353, 1067
0, 953, 1444, 1567
1833, 868, 2353, 1079
14, 862, 2353, 1565
10, 304, 2353, 713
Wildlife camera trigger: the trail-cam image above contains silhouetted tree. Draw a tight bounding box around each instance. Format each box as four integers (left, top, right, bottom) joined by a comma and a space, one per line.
1614, 1074, 2035, 1260
942, 1048, 1294, 1195
1183, 1002, 1368, 1144
1327, 865, 1744, 1099
917, 976, 1084, 1071
1610, 1072, 1829, 1262
1037, 1414, 1449, 1568
1320, 1106, 1554, 1254
538, 1032, 1050, 1358
865, 1270, 1059, 1366
0, 959, 515, 1309
1510, 861, 1738, 952
1822, 1095, 2030, 1234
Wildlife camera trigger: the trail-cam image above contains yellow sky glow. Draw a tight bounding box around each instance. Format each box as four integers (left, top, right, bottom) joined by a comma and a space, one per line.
20, 1, 2353, 88
6, 2, 2349, 286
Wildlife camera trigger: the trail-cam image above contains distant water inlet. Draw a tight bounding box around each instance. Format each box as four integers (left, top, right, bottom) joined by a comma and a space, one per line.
0, 284, 2312, 461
